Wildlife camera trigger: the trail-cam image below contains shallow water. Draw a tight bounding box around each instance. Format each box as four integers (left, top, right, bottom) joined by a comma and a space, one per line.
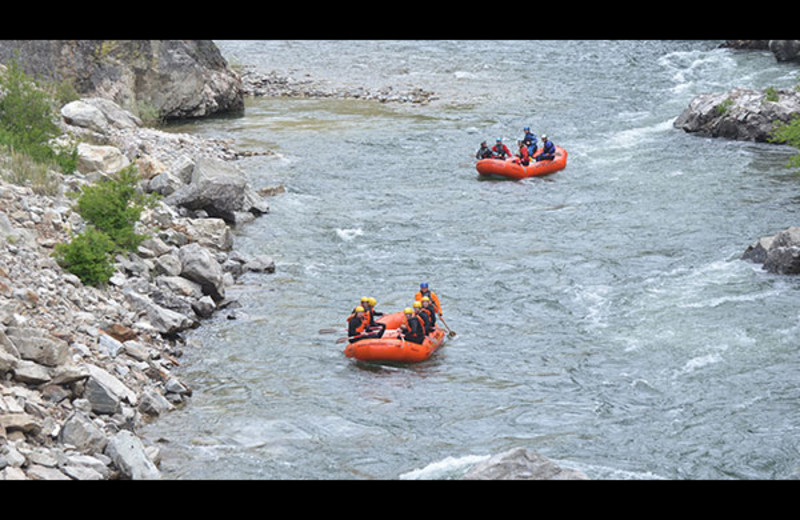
143, 40, 800, 479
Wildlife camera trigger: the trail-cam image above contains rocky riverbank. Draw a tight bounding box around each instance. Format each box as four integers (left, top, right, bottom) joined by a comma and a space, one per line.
674, 40, 800, 273
238, 66, 438, 105
0, 96, 279, 480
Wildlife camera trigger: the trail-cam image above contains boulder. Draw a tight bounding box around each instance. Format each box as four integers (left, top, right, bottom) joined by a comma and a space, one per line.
76, 143, 131, 175
743, 226, 800, 274
59, 411, 109, 454
104, 430, 160, 480
178, 242, 225, 302
5, 327, 70, 367
462, 447, 589, 480
674, 87, 800, 142
124, 290, 196, 336
61, 97, 142, 134
166, 157, 267, 223
769, 40, 800, 63
84, 363, 137, 414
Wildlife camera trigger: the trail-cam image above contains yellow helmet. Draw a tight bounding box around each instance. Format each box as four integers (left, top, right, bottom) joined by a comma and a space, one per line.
421, 296, 430, 302
413, 301, 422, 308
361, 296, 369, 302
368, 297, 377, 306
403, 307, 414, 314
355, 306, 365, 312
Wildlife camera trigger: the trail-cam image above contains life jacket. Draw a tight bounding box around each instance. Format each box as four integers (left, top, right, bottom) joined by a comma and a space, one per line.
415, 290, 441, 314
402, 314, 425, 343
419, 307, 436, 330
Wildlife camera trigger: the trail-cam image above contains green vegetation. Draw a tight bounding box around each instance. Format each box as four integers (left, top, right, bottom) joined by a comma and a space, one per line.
53, 226, 116, 286
770, 116, 800, 169
764, 86, 780, 103
54, 165, 158, 286
0, 59, 78, 175
716, 98, 734, 115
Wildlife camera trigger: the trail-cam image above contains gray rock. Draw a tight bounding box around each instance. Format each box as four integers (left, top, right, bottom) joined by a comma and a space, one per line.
153, 252, 183, 277
104, 430, 161, 480
769, 40, 800, 63
138, 389, 174, 417
178, 242, 225, 302
674, 87, 800, 142
59, 412, 108, 454
124, 290, 196, 336
76, 142, 131, 175
27, 464, 71, 480
244, 254, 276, 274
12, 360, 52, 385
462, 447, 589, 480
5, 327, 69, 367
84, 363, 137, 414
166, 157, 266, 223
192, 295, 216, 319
0, 40, 243, 121
743, 226, 800, 274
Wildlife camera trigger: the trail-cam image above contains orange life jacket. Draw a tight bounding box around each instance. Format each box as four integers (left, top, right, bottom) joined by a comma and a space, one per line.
415, 290, 441, 314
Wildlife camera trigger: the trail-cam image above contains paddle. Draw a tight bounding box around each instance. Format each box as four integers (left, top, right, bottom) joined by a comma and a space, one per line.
318, 328, 342, 334
437, 313, 457, 338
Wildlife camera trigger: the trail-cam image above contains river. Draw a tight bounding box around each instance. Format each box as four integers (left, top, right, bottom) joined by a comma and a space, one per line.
142, 40, 800, 480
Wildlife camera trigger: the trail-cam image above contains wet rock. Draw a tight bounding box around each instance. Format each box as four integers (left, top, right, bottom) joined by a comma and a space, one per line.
743, 226, 800, 274
166, 157, 267, 223
462, 447, 589, 480
674, 87, 800, 142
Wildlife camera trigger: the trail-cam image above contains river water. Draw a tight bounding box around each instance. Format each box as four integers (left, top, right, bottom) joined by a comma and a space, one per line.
142, 40, 800, 480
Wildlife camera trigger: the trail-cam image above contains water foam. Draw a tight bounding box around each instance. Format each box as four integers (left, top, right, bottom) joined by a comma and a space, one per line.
398, 454, 491, 480
335, 228, 363, 241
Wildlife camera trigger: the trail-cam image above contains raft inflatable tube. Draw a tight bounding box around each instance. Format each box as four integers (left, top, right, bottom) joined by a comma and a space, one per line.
476, 146, 567, 180
343, 311, 447, 363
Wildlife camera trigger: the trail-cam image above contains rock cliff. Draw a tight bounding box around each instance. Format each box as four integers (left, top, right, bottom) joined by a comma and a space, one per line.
0, 40, 243, 121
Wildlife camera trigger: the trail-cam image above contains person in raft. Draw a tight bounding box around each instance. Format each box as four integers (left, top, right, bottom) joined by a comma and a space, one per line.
415, 282, 442, 315
522, 126, 538, 156
364, 297, 386, 338
536, 135, 556, 161
516, 140, 531, 166
347, 297, 383, 342
476, 141, 493, 159
491, 138, 512, 159
419, 296, 437, 331
398, 306, 426, 344
347, 306, 368, 343
412, 301, 432, 335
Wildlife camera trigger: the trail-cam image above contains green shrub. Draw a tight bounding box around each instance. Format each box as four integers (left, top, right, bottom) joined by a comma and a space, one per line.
764, 86, 780, 103
53, 226, 115, 286
74, 165, 155, 251
0, 59, 78, 174
716, 98, 734, 115
770, 116, 800, 169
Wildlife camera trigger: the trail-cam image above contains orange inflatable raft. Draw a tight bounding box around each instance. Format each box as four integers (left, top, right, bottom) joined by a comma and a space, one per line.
476, 146, 567, 180
343, 311, 447, 364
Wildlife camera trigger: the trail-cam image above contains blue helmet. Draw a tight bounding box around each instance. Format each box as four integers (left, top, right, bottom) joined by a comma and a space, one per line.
420, 282, 429, 289
524, 126, 530, 131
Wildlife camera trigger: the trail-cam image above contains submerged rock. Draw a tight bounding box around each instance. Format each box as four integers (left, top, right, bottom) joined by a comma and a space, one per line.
462, 447, 589, 480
